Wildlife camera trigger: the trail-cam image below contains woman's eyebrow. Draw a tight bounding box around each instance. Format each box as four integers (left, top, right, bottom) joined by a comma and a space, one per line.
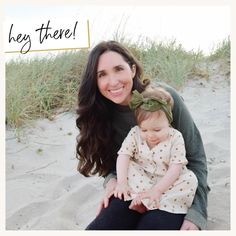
97, 70, 104, 74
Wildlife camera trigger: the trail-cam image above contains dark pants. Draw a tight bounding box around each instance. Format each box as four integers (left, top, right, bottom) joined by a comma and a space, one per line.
86, 196, 185, 230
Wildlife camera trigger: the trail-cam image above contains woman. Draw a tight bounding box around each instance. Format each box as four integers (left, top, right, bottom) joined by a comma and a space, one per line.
76, 40, 209, 230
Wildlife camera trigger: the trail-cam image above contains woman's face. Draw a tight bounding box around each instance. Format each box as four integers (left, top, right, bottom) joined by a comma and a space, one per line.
96, 51, 136, 105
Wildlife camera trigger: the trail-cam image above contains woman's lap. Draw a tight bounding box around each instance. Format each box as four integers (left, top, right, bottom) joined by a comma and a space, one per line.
136, 209, 185, 230
86, 196, 185, 230
86, 196, 141, 230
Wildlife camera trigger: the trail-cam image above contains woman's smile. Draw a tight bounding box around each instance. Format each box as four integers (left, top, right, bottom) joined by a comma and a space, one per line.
108, 86, 124, 96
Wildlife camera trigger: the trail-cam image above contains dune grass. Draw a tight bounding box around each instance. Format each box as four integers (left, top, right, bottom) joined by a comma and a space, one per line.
6, 50, 88, 127
208, 36, 230, 60
6, 37, 230, 128
125, 38, 205, 87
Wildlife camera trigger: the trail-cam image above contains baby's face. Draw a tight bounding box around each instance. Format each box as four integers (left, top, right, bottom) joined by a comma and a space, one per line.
139, 111, 170, 148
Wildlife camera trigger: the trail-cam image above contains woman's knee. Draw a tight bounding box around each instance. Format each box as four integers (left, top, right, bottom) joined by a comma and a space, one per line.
136, 209, 185, 230
86, 196, 141, 230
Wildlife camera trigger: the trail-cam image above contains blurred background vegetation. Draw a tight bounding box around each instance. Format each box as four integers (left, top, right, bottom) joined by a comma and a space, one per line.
6, 36, 230, 128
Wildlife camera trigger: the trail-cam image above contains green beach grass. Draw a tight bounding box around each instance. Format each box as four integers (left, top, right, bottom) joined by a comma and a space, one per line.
6, 37, 230, 128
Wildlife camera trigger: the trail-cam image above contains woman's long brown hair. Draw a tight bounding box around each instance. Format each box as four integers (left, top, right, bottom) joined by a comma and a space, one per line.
76, 41, 149, 177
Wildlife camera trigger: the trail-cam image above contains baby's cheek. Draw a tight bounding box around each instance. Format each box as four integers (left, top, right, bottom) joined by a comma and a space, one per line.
140, 133, 146, 141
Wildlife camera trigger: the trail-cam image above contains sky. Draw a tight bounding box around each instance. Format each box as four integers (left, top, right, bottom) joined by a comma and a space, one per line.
4, 5, 230, 60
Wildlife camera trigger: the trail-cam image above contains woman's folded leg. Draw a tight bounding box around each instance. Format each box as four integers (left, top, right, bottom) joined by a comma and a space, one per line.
136, 209, 185, 230
86, 196, 141, 230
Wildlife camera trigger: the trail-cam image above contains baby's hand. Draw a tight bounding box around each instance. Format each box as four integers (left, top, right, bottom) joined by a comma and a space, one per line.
140, 188, 162, 209
114, 183, 133, 200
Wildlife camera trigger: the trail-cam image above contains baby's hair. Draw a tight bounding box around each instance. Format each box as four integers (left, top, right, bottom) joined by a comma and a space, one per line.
135, 86, 174, 125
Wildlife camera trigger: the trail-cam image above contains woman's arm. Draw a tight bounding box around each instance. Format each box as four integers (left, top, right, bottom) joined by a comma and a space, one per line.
103, 171, 117, 188
161, 83, 209, 230
96, 177, 117, 216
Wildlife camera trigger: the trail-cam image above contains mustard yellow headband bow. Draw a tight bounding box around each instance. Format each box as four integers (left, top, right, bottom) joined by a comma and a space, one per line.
129, 90, 173, 123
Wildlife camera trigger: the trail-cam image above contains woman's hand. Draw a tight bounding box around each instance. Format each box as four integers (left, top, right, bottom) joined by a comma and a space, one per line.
96, 178, 117, 216
180, 219, 199, 230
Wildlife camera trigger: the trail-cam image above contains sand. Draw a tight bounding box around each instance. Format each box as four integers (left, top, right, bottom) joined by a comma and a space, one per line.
6, 67, 230, 230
